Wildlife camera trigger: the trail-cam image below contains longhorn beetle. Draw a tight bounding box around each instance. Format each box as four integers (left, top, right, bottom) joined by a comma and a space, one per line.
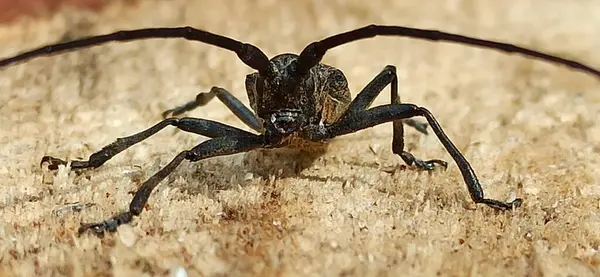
1, 25, 600, 236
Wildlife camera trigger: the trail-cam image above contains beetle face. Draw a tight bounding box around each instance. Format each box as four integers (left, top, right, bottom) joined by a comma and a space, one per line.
245, 53, 351, 138
246, 53, 318, 135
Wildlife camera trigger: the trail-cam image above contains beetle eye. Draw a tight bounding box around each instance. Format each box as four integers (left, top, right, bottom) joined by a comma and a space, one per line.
329, 70, 347, 88
287, 59, 299, 73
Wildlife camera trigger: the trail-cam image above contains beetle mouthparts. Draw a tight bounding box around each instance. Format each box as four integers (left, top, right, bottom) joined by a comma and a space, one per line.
269, 110, 305, 135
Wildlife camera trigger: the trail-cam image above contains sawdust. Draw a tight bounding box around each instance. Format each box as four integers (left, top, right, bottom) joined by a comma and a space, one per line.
1, 0, 600, 276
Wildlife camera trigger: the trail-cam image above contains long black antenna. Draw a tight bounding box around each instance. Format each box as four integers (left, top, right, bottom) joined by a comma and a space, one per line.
297, 24, 600, 78
0, 27, 272, 75
2, 24, 599, 80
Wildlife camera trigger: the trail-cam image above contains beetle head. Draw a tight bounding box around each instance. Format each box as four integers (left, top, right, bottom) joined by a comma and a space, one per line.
245, 53, 350, 137
246, 53, 315, 135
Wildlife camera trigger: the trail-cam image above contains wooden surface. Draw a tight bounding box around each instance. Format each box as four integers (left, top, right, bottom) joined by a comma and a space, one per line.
1, 0, 599, 276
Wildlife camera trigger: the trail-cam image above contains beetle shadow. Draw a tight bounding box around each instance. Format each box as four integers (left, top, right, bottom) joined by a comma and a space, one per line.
173, 146, 389, 200
173, 147, 328, 198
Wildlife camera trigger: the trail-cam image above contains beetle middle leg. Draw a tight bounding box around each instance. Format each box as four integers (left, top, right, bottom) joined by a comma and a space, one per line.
341, 65, 447, 171
41, 117, 256, 170
162, 86, 264, 132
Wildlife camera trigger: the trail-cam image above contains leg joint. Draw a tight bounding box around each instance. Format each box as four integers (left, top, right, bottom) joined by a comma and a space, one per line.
383, 64, 397, 73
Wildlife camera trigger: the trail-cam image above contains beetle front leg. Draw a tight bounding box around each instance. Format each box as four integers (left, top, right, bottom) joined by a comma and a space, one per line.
304, 103, 521, 210
78, 134, 265, 235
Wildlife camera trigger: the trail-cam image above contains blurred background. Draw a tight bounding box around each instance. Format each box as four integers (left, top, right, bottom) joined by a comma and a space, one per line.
0, 0, 132, 23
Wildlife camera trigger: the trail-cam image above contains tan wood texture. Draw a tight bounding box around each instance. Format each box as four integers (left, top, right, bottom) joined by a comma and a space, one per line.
1, 1, 599, 276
